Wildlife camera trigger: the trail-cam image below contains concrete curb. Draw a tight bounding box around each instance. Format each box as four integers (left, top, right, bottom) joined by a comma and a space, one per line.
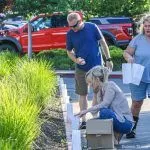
56, 70, 122, 78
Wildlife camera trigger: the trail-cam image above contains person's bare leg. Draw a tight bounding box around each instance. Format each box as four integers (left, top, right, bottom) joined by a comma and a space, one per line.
126, 100, 143, 138
79, 95, 87, 122
114, 131, 123, 145
131, 100, 143, 117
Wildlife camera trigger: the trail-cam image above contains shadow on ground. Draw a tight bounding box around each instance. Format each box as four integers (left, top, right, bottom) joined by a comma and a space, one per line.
117, 111, 150, 150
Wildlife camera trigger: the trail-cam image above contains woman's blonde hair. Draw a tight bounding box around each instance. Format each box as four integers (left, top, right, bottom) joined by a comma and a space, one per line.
139, 14, 150, 34
85, 66, 109, 83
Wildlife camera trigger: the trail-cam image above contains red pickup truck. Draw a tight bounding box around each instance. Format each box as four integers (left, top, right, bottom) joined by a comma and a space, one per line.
0, 13, 134, 53
89, 17, 135, 47
0, 13, 71, 53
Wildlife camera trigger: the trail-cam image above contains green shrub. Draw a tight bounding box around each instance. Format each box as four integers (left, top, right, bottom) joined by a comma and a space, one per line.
109, 46, 126, 71
0, 80, 40, 150
0, 51, 19, 79
0, 51, 58, 149
35, 47, 125, 71
13, 58, 57, 107
36, 49, 74, 70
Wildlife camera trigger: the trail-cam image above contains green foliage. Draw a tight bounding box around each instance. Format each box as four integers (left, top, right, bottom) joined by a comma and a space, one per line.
9, 0, 149, 19
35, 47, 125, 71
0, 51, 20, 79
0, 75, 40, 149
13, 0, 70, 17
0, 0, 13, 13
36, 49, 75, 70
70, 0, 149, 19
13, 58, 57, 107
92, 0, 149, 17
109, 46, 126, 71
0, 51, 58, 149
0, 0, 7, 13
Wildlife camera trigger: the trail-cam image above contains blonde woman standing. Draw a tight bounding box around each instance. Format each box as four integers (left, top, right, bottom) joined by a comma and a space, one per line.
123, 15, 150, 138
76, 66, 133, 143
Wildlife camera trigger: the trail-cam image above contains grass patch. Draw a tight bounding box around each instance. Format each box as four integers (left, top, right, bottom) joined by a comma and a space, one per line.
0, 51, 60, 149
0, 51, 20, 79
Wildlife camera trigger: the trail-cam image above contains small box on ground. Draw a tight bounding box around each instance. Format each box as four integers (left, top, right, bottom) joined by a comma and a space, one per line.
86, 119, 114, 149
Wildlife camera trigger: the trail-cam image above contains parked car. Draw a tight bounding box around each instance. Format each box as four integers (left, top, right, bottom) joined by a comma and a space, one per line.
3, 15, 24, 22
0, 21, 27, 30
88, 17, 135, 48
0, 12, 82, 53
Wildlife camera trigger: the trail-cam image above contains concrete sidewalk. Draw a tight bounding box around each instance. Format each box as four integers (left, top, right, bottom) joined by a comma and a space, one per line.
72, 97, 150, 113
59, 72, 150, 149
71, 97, 150, 149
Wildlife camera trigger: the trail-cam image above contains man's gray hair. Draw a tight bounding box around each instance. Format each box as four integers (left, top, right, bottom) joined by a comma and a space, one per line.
67, 12, 81, 22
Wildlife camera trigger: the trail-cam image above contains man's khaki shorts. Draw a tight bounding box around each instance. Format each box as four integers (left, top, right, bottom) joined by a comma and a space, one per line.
75, 67, 88, 95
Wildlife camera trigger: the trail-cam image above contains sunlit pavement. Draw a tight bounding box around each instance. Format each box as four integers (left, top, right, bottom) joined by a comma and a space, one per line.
59, 71, 150, 150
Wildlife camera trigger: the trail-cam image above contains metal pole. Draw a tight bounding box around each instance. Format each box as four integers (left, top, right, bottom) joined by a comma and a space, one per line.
28, 21, 32, 59
149, 0, 150, 13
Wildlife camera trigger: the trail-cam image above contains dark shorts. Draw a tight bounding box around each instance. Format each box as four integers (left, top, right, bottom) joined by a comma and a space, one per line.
75, 67, 88, 95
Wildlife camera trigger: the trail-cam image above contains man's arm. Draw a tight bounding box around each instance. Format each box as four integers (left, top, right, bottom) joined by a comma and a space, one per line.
67, 50, 77, 63
67, 50, 86, 65
100, 38, 113, 70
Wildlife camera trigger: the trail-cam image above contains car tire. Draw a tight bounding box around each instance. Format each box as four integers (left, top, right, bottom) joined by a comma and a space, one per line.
0, 44, 17, 52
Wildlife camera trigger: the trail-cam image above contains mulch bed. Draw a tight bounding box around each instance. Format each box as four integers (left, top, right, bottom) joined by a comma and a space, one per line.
32, 98, 67, 150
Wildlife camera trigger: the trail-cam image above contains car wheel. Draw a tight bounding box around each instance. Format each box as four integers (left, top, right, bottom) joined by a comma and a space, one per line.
105, 38, 113, 46
0, 44, 17, 52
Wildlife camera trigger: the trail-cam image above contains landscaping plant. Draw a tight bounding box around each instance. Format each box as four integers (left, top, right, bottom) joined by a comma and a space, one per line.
13, 58, 57, 107
0, 51, 19, 79
36, 47, 125, 71
0, 52, 58, 149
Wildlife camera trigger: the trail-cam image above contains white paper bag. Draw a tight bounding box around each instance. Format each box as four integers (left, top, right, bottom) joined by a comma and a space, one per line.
122, 63, 132, 84
67, 103, 74, 123
72, 130, 81, 150
122, 63, 145, 85
132, 64, 145, 85
71, 116, 80, 130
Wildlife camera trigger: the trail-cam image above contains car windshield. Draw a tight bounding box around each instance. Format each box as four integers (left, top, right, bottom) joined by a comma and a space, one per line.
4, 21, 26, 27
107, 18, 133, 24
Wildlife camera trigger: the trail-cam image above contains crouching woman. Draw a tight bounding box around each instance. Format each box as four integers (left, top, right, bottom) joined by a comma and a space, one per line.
76, 66, 133, 143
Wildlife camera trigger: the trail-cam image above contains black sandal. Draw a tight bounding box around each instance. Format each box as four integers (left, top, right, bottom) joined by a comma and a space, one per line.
126, 130, 136, 139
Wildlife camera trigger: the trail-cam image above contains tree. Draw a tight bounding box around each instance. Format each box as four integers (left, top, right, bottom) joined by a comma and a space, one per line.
12, 0, 71, 17
0, 0, 13, 13
4, 0, 150, 19
0, 0, 7, 13
73, 0, 149, 18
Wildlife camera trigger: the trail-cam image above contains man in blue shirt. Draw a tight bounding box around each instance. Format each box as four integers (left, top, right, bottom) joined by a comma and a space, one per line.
66, 12, 113, 129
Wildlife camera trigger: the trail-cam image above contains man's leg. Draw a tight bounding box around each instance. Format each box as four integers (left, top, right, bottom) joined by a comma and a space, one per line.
79, 95, 87, 122
75, 67, 88, 129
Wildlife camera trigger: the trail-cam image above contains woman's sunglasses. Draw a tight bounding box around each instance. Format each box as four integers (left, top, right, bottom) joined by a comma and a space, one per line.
69, 21, 79, 28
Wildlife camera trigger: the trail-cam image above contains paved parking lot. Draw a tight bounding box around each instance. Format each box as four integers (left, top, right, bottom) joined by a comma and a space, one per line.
63, 77, 150, 149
